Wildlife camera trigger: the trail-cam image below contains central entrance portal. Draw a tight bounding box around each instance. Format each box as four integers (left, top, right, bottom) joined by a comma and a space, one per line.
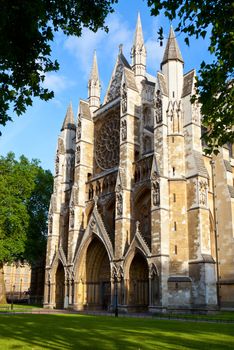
86, 237, 111, 310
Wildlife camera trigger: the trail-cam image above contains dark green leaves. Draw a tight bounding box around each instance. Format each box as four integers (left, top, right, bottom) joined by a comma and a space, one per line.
0, 153, 53, 264
0, 0, 117, 131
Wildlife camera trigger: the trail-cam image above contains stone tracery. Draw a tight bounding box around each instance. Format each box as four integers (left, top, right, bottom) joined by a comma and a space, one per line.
95, 114, 120, 170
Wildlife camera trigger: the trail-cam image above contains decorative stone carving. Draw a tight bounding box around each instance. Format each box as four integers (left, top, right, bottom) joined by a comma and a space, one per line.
121, 83, 127, 113
199, 180, 207, 206
136, 220, 140, 233
76, 145, 80, 164
106, 61, 124, 102
77, 119, 81, 140
152, 181, 160, 206
70, 201, 75, 228
55, 152, 59, 175
154, 90, 162, 123
116, 192, 123, 216
151, 170, 158, 181
121, 119, 127, 141
95, 113, 120, 170
90, 219, 96, 229
96, 181, 101, 195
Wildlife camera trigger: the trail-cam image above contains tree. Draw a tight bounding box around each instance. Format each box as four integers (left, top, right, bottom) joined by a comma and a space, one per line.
0, 0, 117, 131
148, 0, 234, 154
0, 152, 53, 303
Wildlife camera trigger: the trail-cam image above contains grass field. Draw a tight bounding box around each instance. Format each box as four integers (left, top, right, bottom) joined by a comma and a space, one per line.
0, 314, 234, 349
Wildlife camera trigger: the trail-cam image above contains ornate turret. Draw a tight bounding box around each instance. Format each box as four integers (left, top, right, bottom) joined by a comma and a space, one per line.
61, 102, 76, 131
161, 26, 184, 67
131, 13, 146, 80
161, 26, 184, 99
88, 51, 101, 113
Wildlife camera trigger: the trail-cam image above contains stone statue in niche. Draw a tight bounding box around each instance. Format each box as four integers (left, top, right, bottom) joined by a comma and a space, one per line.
77, 119, 81, 140
48, 214, 53, 234
199, 180, 207, 206
96, 181, 101, 195
121, 119, 127, 141
70, 201, 75, 229
136, 220, 140, 233
152, 181, 160, 206
76, 145, 80, 164
155, 90, 162, 123
55, 152, 59, 175
116, 192, 123, 216
121, 83, 127, 113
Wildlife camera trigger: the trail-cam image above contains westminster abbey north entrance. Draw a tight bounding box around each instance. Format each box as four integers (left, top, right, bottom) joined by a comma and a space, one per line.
85, 237, 111, 310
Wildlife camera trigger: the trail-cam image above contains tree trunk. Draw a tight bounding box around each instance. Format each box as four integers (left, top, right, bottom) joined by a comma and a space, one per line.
0, 262, 7, 304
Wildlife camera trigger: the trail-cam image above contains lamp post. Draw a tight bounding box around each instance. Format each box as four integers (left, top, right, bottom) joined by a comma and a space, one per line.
114, 273, 118, 317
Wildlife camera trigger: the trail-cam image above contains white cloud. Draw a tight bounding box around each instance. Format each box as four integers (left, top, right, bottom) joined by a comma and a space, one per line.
43, 73, 75, 94
64, 13, 134, 78
145, 39, 165, 75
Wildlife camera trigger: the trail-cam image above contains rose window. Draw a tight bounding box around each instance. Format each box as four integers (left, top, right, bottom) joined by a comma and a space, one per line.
95, 115, 120, 170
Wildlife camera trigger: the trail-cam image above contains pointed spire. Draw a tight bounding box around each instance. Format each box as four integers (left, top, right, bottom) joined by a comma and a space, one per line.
131, 12, 146, 80
161, 26, 184, 67
89, 50, 99, 82
61, 102, 76, 131
134, 12, 144, 46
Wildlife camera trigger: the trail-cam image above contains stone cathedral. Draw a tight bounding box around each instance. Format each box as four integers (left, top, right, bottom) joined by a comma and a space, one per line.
44, 15, 234, 312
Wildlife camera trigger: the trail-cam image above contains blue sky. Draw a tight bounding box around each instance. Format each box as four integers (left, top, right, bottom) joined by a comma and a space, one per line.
0, 0, 212, 172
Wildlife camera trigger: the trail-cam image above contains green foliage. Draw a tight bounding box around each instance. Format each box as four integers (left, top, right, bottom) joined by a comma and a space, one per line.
0, 153, 53, 264
148, 0, 234, 154
0, 0, 117, 130
0, 314, 234, 349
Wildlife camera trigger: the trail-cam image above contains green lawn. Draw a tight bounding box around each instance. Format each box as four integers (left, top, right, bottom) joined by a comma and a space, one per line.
0, 303, 42, 312
154, 311, 234, 322
0, 314, 234, 349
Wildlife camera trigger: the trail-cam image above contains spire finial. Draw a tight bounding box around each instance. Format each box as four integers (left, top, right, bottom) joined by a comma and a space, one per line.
134, 12, 144, 46
89, 50, 99, 81
119, 44, 123, 54
61, 102, 75, 131
161, 25, 184, 67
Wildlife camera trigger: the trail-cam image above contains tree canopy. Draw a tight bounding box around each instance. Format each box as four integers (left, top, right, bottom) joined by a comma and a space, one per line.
148, 0, 234, 154
0, 0, 116, 130
0, 152, 53, 265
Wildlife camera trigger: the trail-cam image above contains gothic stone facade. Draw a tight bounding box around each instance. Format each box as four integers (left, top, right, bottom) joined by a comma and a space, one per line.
44, 17, 234, 312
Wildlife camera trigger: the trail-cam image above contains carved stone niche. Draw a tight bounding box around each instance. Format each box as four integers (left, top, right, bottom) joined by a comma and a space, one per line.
116, 185, 123, 217
55, 151, 59, 175
77, 119, 81, 140
152, 176, 160, 207
199, 180, 207, 206
121, 119, 127, 141
76, 145, 80, 164
69, 201, 75, 229
154, 90, 162, 124
121, 83, 127, 114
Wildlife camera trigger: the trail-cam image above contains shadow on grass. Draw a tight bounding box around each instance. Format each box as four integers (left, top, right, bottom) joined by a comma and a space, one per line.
0, 314, 234, 349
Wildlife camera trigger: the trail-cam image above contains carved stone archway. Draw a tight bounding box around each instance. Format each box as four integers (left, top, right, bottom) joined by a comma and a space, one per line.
128, 252, 149, 311
55, 261, 65, 309
82, 236, 111, 310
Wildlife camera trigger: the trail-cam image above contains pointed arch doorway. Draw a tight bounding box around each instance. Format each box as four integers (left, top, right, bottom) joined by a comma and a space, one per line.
128, 253, 149, 311
85, 237, 111, 310
55, 261, 65, 309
